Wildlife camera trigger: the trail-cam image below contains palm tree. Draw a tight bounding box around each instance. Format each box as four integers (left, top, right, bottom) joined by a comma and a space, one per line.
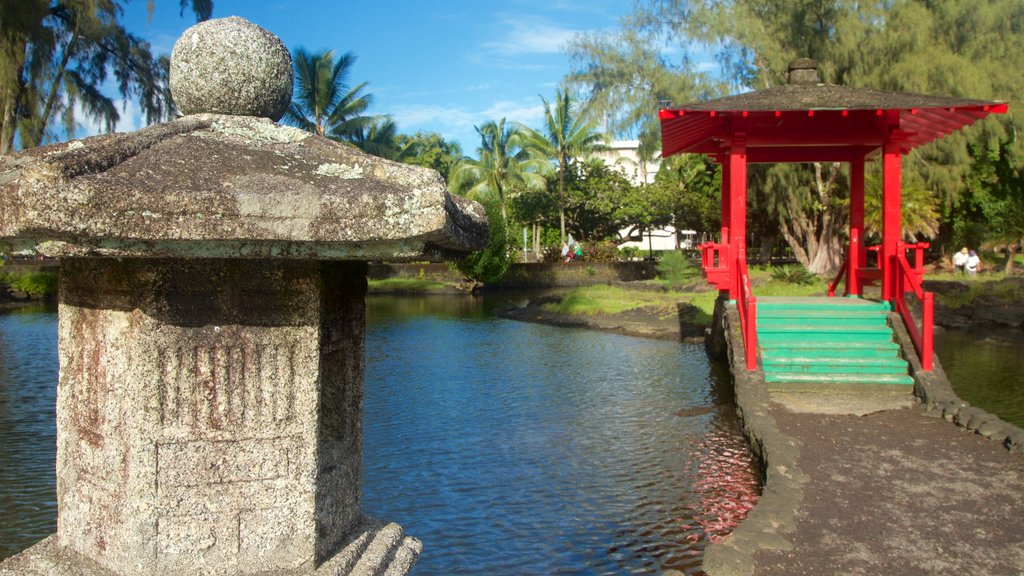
520, 89, 608, 242
449, 118, 546, 221
283, 48, 374, 141
351, 116, 402, 160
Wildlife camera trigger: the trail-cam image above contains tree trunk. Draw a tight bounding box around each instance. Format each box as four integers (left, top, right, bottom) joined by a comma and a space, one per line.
558, 163, 566, 243
1005, 245, 1018, 275
32, 19, 81, 147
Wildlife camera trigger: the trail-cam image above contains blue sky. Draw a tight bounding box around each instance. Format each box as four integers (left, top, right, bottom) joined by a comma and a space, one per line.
90, 0, 638, 153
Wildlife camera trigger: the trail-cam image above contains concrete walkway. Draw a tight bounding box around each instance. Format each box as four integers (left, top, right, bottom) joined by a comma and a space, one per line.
703, 304, 1024, 576
753, 400, 1024, 575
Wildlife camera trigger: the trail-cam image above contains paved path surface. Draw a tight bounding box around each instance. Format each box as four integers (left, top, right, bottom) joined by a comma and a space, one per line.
751, 400, 1024, 576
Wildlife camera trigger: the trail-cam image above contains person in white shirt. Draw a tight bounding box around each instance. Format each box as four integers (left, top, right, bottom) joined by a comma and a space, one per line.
952, 247, 968, 273
966, 249, 981, 275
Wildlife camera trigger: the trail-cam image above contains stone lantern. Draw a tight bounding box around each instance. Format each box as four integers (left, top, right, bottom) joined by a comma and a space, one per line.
0, 17, 487, 576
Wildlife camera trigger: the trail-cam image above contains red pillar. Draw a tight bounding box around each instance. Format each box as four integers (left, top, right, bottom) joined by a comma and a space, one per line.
719, 154, 731, 298
727, 136, 748, 301
720, 154, 731, 244
881, 124, 904, 304
848, 156, 866, 297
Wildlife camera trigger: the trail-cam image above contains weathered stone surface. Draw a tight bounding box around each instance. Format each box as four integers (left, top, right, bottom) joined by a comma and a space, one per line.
0, 114, 487, 260
170, 17, 293, 120
41, 258, 366, 575
0, 517, 421, 576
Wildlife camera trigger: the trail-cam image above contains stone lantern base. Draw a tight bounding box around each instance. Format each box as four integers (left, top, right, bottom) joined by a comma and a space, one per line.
0, 258, 420, 576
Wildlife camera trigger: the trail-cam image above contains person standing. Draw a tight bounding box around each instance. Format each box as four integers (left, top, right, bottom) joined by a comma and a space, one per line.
966, 249, 981, 276
952, 247, 968, 274
561, 242, 570, 264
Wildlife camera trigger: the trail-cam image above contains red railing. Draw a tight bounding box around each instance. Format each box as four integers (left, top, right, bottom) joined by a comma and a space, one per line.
699, 241, 731, 291
737, 260, 758, 370
828, 245, 882, 298
895, 241, 934, 371
827, 254, 847, 297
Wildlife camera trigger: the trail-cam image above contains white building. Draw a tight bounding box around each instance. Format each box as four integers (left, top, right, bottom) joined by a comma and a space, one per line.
592, 140, 660, 186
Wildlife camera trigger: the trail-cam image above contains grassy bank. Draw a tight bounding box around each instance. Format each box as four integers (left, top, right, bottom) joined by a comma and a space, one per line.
0, 267, 59, 301
367, 277, 454, 293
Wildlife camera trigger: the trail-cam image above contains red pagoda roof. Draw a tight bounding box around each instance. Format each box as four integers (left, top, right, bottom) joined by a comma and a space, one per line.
659, 61, 1008, 163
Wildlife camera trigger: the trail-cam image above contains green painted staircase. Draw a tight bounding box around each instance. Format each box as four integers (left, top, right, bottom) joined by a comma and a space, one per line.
757, 297, 914, 389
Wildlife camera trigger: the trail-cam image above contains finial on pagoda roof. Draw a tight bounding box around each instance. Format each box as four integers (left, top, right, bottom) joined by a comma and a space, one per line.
169, 16, 293, 120
787, 58, 820, 85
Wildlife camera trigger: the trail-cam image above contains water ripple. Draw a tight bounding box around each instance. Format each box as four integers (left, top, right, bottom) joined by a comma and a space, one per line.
364, 296, 761, 575
0, 298, 762, 574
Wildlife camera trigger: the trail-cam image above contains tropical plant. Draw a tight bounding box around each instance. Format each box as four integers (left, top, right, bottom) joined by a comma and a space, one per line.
449, 118, 545, 221
283, 48, 375, 141
769, 264, 818, 286
350, 116, 401, 160
396, 131, 463, 180
519, 89, 608, 242
456, 198, 512, 285
1, 0, 211, 153
863, 169, 941, 242
966, 138, 1024, 274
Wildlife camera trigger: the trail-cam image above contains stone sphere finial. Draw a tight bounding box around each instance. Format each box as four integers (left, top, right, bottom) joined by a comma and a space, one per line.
170, 16, 293, 120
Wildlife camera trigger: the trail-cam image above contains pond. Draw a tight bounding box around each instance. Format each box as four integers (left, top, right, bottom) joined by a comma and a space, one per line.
934, 328, 1024, 430
0, 295, 764, 574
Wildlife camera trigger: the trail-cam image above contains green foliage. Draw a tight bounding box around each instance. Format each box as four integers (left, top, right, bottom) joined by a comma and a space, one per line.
560, 159, 637, 240
518, 89, 609, 241
618, 246, 642, 260
367, 278, 447, 292
582, 240, 620, 263
655, 250, 700, 287
396, 132, 463, 180
2, 270, 58, 298
456, 199, 512, 284
350, 117, 401, 160
283, 48, 376, 141
1, 0, 210, 152
449, 118, 546, 221
769, 264, 818, 286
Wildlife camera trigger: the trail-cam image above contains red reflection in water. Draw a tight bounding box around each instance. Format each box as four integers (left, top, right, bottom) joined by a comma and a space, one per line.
690, 432, 761, 544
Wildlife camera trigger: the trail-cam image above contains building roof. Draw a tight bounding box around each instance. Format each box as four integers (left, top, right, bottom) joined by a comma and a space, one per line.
659, 60, 1007, 162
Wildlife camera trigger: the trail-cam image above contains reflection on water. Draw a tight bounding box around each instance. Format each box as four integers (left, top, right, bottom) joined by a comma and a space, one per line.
0, 306, 58, 559
0, 296, 761, 575
364, 295, 760, 575
935, 329, 1024, 429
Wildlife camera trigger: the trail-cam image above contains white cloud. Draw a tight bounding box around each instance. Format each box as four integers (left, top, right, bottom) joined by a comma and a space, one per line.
391, 98, 546, 151
73, 97, 144, 139
482, 16, 579, 56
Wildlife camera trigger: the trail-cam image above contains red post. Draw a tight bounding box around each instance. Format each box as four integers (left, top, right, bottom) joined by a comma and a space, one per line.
728, 135, 747, 301
719, 155, 731, 299
881, 119, 903, 305
720, 154, 731, 244
848, 156, 865, 297
922, 292, 934, 370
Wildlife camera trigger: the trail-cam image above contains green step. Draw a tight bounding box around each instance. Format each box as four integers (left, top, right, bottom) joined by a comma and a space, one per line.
759, 343, 900, 360
763, 372, 915, 386
762, 356, 910, 374
758, 312, 888, 328
761, 327, 897, 340
757, 297, 890, 313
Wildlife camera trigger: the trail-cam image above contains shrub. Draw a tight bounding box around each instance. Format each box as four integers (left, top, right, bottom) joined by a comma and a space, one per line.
3, 270, 59, 298
583, 240, 619, 263
456, 200, 512, 284
618, 246, 642, 260
656, 250, 700, 287
769, 264, 817, 285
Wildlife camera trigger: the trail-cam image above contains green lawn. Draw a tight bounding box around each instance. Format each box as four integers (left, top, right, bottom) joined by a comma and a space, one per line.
543, 279, 826, 325
367, 278, 450, 291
